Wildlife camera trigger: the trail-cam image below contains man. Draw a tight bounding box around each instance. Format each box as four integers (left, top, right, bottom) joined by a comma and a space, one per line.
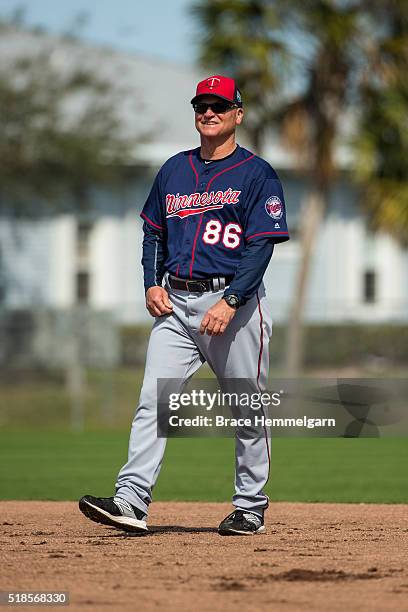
79, 75, 289, 536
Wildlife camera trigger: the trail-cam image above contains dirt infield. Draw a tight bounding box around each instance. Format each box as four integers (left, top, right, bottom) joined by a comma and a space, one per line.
1, 502, 407, 611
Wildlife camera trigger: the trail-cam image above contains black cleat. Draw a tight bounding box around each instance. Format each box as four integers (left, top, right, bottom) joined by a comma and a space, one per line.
79, 495, 148, 533
218, 509, 265, 536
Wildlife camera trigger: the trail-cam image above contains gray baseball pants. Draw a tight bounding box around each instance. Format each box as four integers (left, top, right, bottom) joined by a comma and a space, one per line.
115, 278, 273, 518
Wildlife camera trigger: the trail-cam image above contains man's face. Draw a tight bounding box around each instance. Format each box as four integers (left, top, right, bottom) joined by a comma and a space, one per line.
194, 95, 244, 139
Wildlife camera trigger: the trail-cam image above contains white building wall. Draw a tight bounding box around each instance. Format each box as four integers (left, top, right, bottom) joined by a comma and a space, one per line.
89, 179, 152, 322
263, 241, 299, 322
49, 215, 76, 307
343, 217, 365, 319
305, 218, 332, 321
91, 217, 123, 308
376, 232, 407, 320
0, 218, 52, 307
117, 208, 146, 323
306, 212, 367, 323
91, 212, 146, 320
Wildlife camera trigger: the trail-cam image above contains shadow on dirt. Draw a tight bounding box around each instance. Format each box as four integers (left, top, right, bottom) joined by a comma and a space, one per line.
140, 525, 218, 535
215, 568, 383, 591
90, 525, 219, 537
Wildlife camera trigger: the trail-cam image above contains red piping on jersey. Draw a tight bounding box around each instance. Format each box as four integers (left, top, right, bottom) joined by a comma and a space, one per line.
256, 292, 271, 476
189, 152, 256, 278
140, 212, 163, 231
171, 151, 199, 277
206, 154, 255, 192
189, 215, 204, 278
247, 231, 289, 241
189, 150, 199, 190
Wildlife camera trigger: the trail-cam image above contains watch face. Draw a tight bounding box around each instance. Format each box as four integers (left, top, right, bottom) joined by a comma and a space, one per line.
225, 295, 240, 309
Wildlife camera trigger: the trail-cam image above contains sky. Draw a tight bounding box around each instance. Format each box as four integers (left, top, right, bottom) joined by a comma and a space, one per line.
0, 0, 198, 64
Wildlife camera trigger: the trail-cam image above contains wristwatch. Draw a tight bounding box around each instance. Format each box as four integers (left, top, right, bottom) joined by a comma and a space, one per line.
223, 294, 241, 309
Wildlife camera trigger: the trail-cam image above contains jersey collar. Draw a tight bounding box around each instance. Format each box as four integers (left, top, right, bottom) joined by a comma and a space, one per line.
196, 144, 240, 165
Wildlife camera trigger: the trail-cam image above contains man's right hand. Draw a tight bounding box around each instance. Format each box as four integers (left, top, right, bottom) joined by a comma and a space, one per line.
145, 286, 173, 317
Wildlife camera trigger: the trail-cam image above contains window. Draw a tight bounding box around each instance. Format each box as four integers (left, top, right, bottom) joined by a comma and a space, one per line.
75, 221, 93, 304
0, 246, 4, 303
363, 270, 376, 304
76, 271, 89, 303
77, 221, 93, 259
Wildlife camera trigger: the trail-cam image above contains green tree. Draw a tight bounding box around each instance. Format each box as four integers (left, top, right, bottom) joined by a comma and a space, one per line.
354, 0, 408, 244
0, 22, 136, 216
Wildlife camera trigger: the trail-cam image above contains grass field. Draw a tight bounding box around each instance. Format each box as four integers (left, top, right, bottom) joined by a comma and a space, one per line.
0, 429, 406, 503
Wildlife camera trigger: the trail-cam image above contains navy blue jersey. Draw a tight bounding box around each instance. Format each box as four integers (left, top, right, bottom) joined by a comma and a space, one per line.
141, 145, 289, 280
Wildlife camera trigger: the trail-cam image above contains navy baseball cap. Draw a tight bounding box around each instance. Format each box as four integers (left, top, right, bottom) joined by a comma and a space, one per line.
191, 75, 243, 107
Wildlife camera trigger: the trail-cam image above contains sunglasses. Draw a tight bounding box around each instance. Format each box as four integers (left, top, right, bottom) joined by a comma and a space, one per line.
193, 101, 237, 114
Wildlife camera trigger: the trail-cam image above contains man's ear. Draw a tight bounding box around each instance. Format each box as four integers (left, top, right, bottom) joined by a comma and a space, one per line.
236, 108, 244, 125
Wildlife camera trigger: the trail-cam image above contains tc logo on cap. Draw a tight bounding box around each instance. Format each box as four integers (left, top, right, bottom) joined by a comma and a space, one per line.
206, 77, 221, 89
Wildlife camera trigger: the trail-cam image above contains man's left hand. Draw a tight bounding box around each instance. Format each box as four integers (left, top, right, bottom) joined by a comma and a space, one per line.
200, 299, 236, 336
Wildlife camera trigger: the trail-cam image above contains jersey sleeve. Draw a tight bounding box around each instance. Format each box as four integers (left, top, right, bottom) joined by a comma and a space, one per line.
243, 177, 290, 243
223, 238, 275, 304
141, 222, 166, 292
140, 169, 165, 232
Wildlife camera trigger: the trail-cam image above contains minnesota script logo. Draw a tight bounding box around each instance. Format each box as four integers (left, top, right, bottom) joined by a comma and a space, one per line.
166, 189, 241, 219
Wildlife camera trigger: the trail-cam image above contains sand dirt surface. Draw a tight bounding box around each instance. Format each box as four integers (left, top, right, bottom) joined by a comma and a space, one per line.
1, 501, 408, 611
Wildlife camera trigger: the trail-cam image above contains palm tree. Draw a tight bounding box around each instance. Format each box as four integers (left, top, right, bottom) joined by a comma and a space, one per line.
191, 0, 288, 153
279, 2, 361, 374
192, 0, 362, 374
